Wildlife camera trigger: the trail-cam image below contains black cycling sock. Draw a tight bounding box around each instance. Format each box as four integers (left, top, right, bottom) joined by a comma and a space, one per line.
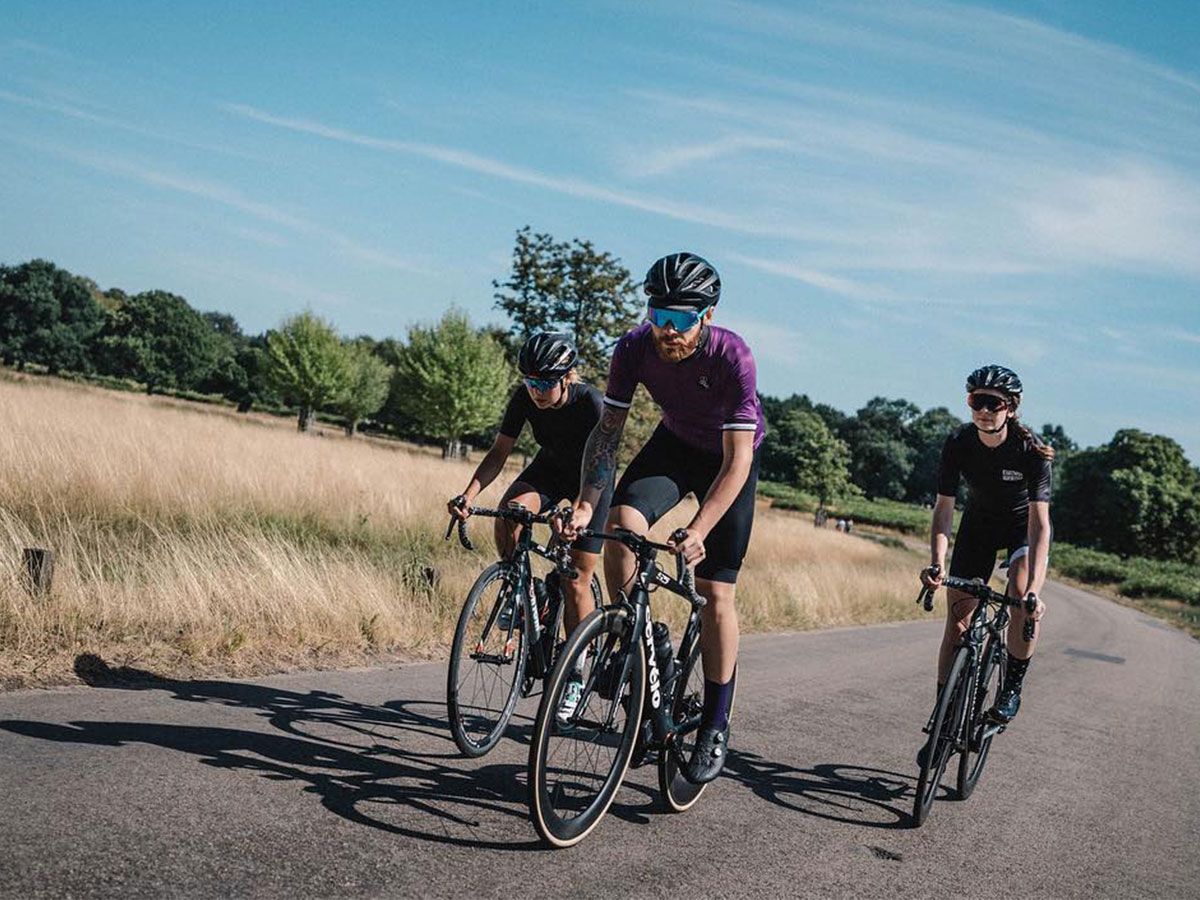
703, 676, 735, 731
1004, 653, 1031, 693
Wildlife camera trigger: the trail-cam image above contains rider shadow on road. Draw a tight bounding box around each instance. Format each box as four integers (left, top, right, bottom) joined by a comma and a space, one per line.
0, 653, 544, 851
724, 750, 917, 830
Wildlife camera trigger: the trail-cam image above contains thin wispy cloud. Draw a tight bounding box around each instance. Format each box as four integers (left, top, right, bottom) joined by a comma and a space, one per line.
728, 254, 893, 304
0, 88, 268, 162
4, 38, 73, 60
221, 102, 840, 243
32, 142, 416, 272
621, 135, 790, 178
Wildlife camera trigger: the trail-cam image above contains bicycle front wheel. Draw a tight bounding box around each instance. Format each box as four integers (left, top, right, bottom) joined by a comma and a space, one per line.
912, 647, 968, 827
957, 634, 1006, 799
528, 606, 645, 848
446, 563, 527, 757
659, 627, 727, 812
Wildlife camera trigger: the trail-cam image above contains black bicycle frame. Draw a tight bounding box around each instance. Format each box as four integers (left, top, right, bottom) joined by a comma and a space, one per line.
580, 528, 706, 748
920, 573, 1032, 742
447, 504, 578, 678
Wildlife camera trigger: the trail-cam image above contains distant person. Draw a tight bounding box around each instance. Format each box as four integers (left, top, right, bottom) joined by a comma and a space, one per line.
448, 332, 613, 724
919, 364, 1053, 761
845, 518, 853, 534
836, 518, 846, 532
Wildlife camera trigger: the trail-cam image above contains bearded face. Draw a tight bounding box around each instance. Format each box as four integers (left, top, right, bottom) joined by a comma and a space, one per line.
649, 311, 711, 362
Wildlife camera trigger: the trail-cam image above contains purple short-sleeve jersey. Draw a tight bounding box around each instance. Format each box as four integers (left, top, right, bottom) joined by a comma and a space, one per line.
604, 323, 766, 455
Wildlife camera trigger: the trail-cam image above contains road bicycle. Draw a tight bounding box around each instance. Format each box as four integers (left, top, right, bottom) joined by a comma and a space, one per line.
912, 565, 1036, 825
444, 503, 600, 758
527, 525, 714, 848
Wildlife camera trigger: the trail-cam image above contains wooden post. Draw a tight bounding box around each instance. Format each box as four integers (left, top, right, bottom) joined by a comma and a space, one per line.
23, 548, 54, 595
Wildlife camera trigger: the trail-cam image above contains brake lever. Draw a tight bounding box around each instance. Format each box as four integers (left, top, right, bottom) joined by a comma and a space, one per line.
457, 518, 474, 551
1022, 592, 1038, 642
671, 554, 705, 611
917, 564, 940, 611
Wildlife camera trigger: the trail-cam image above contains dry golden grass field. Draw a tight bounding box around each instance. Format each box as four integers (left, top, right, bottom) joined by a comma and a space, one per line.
0, 372, 927, 688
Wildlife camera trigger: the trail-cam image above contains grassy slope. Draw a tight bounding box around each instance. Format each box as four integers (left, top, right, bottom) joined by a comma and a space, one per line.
0, 375, 925, 688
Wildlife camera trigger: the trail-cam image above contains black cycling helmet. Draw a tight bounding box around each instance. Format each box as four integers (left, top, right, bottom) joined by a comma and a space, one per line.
643, 252, 721, 309
966, 364, 1023, 402
518, 331, 577, 378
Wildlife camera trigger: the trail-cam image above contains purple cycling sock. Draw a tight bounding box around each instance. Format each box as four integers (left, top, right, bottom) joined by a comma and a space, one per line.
702, 676, 735, 731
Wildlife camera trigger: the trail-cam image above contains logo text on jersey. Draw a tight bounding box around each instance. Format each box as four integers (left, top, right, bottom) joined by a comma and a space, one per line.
1001, 469, 1023, 481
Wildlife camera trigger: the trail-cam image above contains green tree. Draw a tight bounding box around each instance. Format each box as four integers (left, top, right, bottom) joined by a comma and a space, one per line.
392, 309, 513, 457
1039, 423, 1077, 456
196, 311, 251, 402
336, 340, 393, 436
1039, 422, 1077, 495
0, 259, 105, 373
96, 290, 220, 392
839, 397, 920, 500
905, 406, 963, 504
1056, 429, 1200, 563
769, 409, 855, 505
493, 226, 642, 378
265, 311, 351, 431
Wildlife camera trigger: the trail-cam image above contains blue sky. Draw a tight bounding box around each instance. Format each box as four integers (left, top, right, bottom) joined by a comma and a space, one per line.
2, 1, 1198, 461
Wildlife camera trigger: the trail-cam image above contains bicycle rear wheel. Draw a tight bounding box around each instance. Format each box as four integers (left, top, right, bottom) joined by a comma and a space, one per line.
658, 626, 733, 812
912, 647, 968, 826
446, 563, 527, 758
528, 606, 645, 848
957, 635, 1006, 799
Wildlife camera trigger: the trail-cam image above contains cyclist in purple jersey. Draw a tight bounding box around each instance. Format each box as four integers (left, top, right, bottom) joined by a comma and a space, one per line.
559, 252, 764, 784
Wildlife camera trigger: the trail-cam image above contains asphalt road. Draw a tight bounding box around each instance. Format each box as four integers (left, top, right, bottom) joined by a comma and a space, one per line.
1, 580, 1197, 898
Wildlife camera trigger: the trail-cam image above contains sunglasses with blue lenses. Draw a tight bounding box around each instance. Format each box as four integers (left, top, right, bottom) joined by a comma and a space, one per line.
524, 375, 561, 392
647, 304, 709, 332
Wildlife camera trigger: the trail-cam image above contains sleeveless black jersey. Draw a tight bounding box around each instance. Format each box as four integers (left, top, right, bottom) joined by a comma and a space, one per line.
498, 381, 603, 476
937, 423, 1052, 517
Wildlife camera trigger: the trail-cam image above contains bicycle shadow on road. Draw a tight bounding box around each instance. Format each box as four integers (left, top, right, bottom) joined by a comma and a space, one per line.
725, 751, 918, 830
0, 653, 546, 851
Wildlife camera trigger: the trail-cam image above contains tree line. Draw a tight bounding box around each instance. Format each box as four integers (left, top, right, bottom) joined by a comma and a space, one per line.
3, 229, 1198, 565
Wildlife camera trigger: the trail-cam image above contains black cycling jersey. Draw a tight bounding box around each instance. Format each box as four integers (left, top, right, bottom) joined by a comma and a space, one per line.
499, 381, 603, 476
937, 423, 1052, 516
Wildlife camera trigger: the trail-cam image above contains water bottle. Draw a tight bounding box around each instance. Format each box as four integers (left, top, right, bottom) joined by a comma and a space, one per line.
651, 621, 676, 695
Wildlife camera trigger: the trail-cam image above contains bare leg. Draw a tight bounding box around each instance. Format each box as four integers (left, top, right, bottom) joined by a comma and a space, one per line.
939, 588, 975, 682
695, 577, 738, 683
563, 548, 599, 636
494, 484, 542, 559
602, 504, 647, 603
1005, 554, 1040, 660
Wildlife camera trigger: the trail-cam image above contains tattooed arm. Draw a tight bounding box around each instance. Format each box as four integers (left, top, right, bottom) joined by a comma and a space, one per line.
560, 404, 627, 538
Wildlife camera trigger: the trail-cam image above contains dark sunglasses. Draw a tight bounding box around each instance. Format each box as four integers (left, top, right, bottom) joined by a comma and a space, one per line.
524, 375, 560, 392
968, 393, 1008, 412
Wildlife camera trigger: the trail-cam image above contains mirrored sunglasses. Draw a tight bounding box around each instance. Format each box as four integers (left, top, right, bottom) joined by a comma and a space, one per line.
647, 304, 708, 331
524, 376, 560, 392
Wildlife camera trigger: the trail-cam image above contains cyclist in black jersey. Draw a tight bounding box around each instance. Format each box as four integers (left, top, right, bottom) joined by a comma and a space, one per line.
448, 332, 614, 722
920, 365, 1053, 736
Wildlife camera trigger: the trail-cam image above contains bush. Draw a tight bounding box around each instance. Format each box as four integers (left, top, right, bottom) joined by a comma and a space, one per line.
1052, 543, 1200, 605
758, 481, 945, 534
